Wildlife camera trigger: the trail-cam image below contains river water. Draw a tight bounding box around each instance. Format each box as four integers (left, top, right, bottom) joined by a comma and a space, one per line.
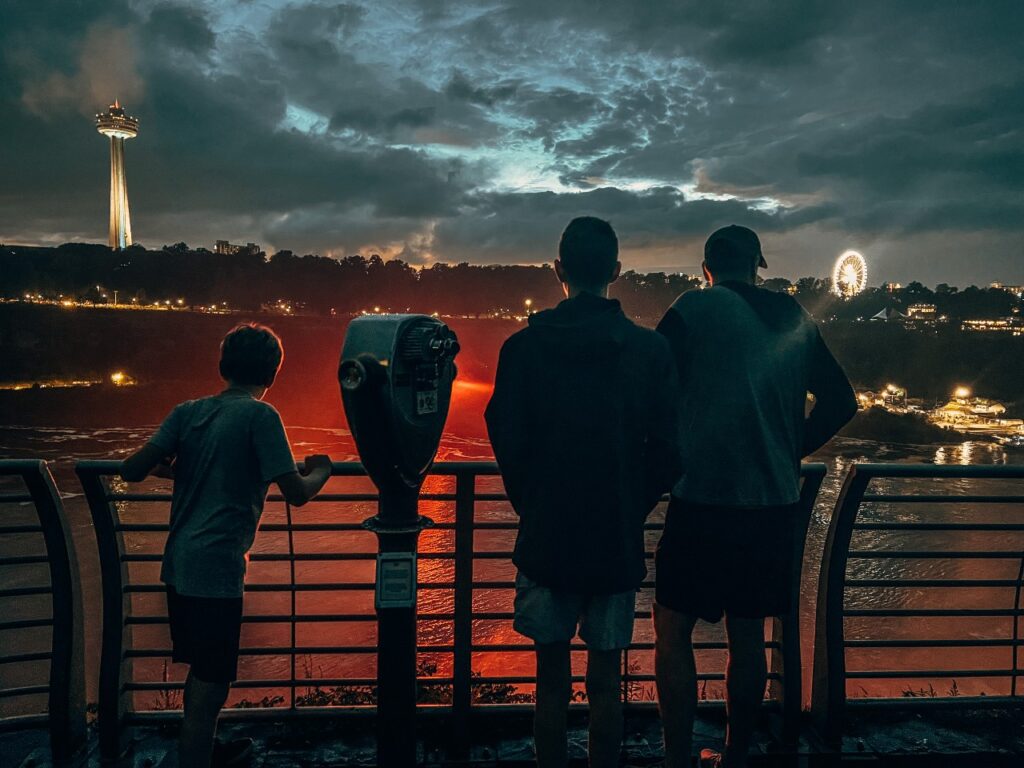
1, 423, 1022, 717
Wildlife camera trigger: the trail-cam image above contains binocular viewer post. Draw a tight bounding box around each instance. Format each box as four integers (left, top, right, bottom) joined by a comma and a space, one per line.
338, 314, 459, 767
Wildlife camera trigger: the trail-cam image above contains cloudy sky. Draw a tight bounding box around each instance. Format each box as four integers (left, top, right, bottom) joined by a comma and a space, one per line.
1, 1, 1022, 282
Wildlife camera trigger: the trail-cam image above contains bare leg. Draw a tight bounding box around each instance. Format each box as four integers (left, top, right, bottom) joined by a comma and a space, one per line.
179, 670, 229, 768
722, 615, 767, 768
585, 648, 623, 768
534, 642, 572, 768
655, 605, 699, 768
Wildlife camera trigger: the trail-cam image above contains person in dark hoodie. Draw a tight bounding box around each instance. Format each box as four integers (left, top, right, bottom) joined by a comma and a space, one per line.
485, 216, 682, 768
653, 225, 857, 768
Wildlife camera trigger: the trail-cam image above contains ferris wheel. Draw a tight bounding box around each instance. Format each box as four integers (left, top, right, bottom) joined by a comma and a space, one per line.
832, 250, 867, 297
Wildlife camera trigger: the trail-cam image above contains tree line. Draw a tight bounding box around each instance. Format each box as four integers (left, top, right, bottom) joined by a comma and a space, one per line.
2, 242, 1019, 322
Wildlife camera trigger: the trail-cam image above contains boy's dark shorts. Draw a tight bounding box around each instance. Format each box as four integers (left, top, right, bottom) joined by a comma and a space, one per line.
655, 498, 800, 623
166, 586, 244, 684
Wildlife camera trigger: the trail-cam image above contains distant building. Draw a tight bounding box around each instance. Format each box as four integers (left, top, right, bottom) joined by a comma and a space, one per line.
906, 303, 936, 318
961, 318, 1022, 335
930, 388, 1022, 434
214, 240, 261, 256
990, 282, 1024, 298
903, 303, 946, 328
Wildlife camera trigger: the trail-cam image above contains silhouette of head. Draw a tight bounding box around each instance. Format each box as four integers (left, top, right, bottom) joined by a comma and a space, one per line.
703, 225, 766, 285
219, 323, 284, 388
555, 216, 622, 295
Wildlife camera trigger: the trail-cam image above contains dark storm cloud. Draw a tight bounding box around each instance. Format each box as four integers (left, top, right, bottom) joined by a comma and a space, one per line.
431, 186, 836, 265
1, 0, 1022, 280
144, 2, 216, 54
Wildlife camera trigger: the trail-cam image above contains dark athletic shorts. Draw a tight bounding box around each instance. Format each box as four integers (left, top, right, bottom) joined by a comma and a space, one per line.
654, 498, 800, 623
166, 586, 244, 684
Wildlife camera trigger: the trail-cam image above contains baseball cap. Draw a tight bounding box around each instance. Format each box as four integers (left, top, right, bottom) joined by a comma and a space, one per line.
704, 225, 767, 269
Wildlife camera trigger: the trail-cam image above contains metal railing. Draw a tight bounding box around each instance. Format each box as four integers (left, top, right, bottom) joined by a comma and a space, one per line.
76, 459, 826, 760
0, 460, 86, 761
811, 463, 1024, 744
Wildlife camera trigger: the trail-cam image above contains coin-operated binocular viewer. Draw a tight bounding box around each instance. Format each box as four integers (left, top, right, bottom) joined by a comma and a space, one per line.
338, 315, 459, 767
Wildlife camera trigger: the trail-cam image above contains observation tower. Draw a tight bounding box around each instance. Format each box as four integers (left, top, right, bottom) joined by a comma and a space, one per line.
95, 101, 139, 250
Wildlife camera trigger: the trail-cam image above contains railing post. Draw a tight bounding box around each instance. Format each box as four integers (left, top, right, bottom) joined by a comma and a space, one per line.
451, 468, 476, 757
22, 460, 86, 762
769, 463, 826, 746
811, 464, 872, 747
77, 463, 133, 761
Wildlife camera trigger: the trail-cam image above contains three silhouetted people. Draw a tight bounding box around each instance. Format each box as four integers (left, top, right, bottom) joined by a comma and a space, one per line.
653, 225, 856, 768
486, 216, 682, 767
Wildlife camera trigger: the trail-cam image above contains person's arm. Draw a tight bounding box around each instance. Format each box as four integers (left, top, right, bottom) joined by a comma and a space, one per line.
643, 340, 684, 511
274, 455, 332, 507
121, 443, 173, 482
484, 338, 529, 511
121, 406, 180, 481
803, 327, 858, 456
253, 405, 330, 507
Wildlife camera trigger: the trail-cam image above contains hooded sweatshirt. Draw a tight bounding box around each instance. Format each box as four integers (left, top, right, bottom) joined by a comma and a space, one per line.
485, 293, 682, 595
656, 282, 856, 507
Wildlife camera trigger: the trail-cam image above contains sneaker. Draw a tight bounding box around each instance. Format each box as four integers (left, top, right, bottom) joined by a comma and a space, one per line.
212, 737, 254, 767
699, 748, 723, 768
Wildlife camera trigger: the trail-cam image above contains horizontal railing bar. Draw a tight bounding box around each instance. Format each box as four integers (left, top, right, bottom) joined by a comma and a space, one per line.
844, 608, 1024, 617
0, 713, 50, 732
848, 550, 1024, 559
125, 679, 380, 691
845, 696, 1024, 709
845, 579, 1021, 588
127, 645, 453, 657
0, 685, 50, 699
854, 522, 1024, 531
845, 639, 1023, 648
76, 460, 505, 477
0, 651, 53, 664
0, 618, 54, 630
0, 524, 44, 534
846, 669, 1016, 679
861, 495, 1024, 504
126, 614, 380, 625
0, 495, 34, 504
0, 585, 53, 598
852, 465, 1024, 479
124, 582, 457, 593
0, 555, 49, 566
469, 641, 778, 652
127, 612, 463, 624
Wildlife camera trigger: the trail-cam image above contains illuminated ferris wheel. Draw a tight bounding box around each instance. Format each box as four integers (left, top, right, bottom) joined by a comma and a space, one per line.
832, 250, 867, 297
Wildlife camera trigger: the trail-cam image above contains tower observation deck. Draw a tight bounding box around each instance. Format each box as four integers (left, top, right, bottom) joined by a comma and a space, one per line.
95, 101, 139, 250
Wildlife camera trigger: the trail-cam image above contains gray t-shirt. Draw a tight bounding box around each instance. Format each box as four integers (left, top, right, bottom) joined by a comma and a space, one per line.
149, 390, 297, 598
657, 284, 837, 507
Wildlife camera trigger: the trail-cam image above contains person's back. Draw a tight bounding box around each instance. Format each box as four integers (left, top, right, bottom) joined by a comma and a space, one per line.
653, 226, 856, 768
660, 282, 821, 506
492, 290, 678, 594
486, 216, 681, 768
120, 323, 333, 768
159, 391, 297, 597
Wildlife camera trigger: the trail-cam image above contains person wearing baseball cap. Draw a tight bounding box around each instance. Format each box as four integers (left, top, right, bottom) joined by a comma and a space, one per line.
652, 225, 856, 768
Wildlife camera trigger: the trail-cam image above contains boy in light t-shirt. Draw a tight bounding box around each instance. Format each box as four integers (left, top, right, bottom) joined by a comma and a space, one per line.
122, 323, 332, 768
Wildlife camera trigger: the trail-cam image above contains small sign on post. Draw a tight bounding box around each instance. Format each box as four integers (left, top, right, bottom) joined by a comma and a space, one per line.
375, 553, 417, 610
